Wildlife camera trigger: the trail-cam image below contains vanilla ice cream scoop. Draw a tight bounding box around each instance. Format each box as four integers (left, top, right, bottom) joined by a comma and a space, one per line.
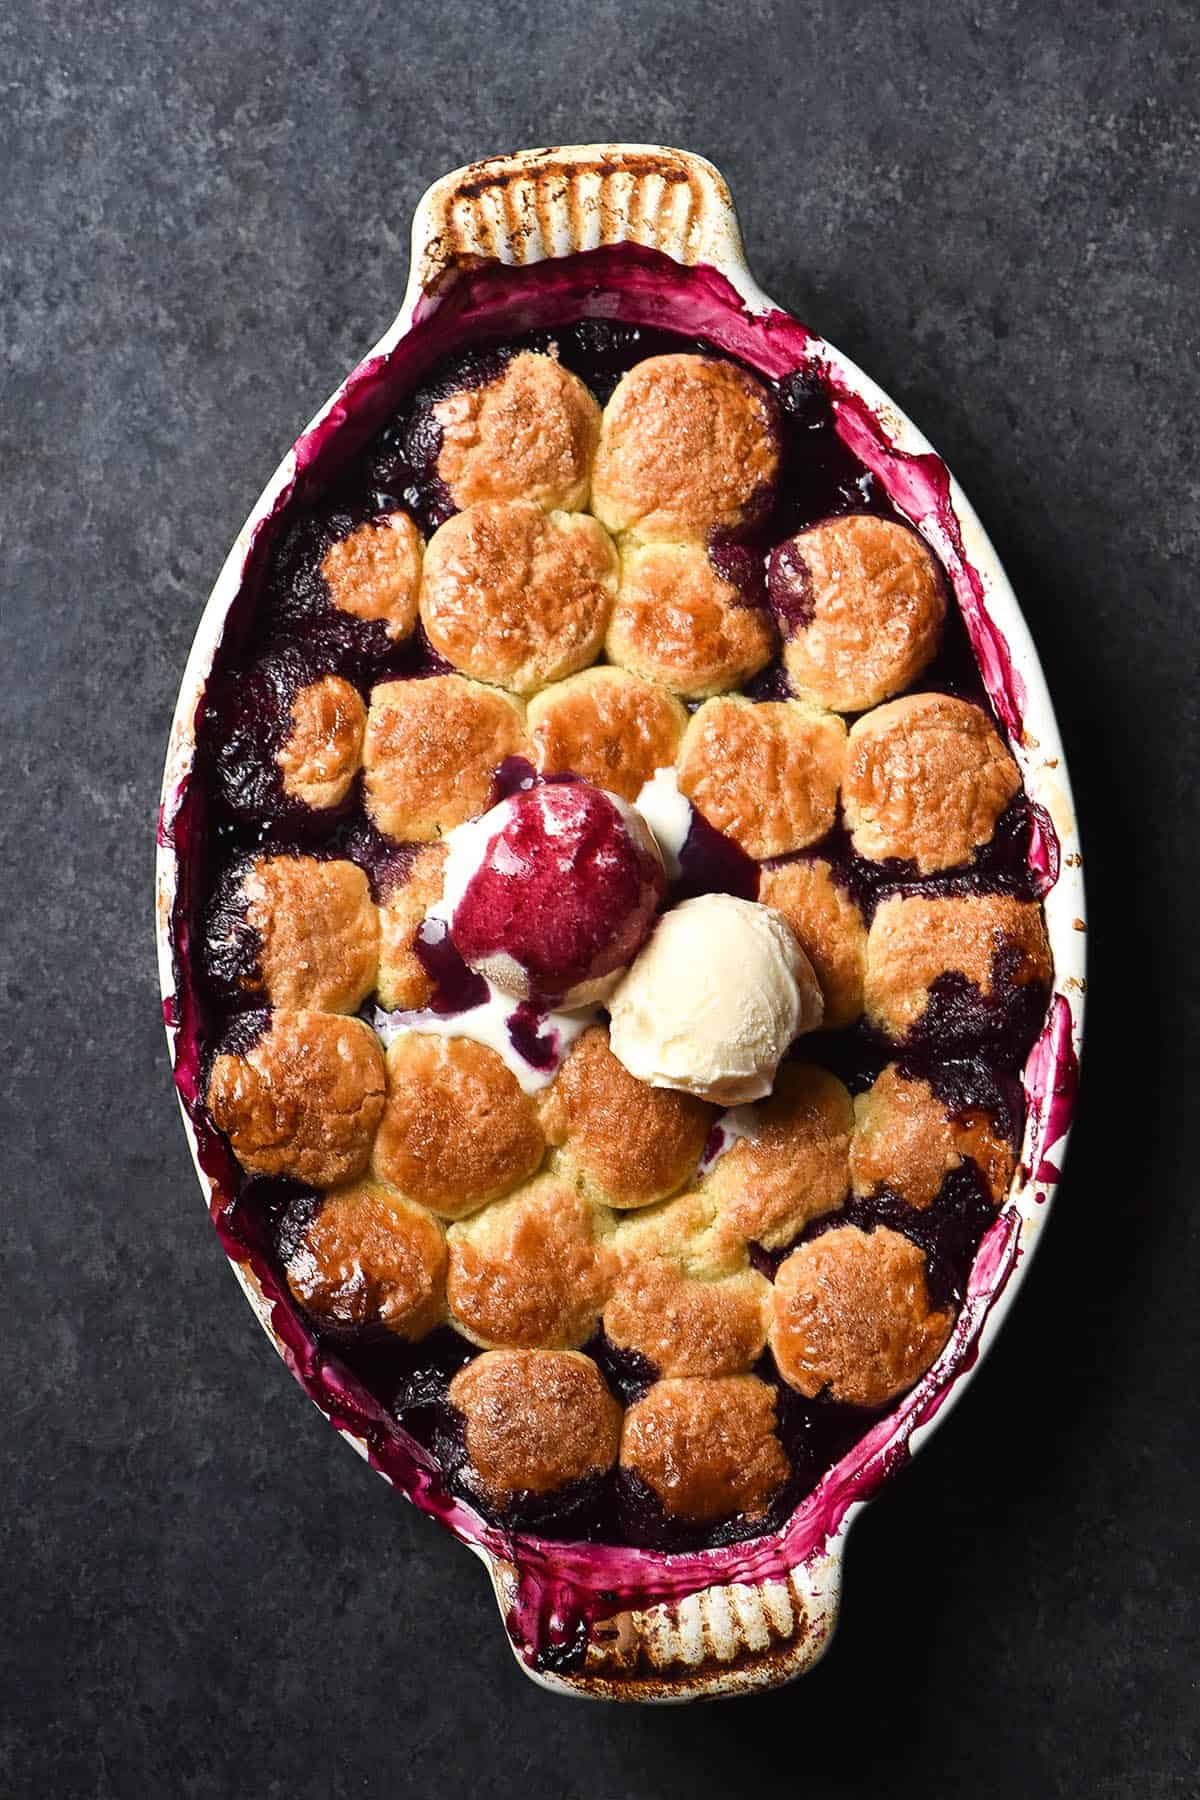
607, 893, 823, 1104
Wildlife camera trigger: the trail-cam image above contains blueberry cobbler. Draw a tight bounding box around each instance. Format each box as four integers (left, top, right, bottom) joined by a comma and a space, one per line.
186, 324, 1052, 1553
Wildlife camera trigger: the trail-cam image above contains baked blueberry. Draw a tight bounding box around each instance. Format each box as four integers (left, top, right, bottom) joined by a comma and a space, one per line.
188, 330, 1053, 1553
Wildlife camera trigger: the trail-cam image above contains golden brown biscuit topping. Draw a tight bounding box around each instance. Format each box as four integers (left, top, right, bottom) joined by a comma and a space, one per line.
620, 1376, 789, 1522
770, 1224, 954, 1407
276, 675, 366, 810
207, 1011, 385, 1188
320, 512, 423, 639
606, 542, 774, 698
864, 892, 1052, 1039
419, 501, 618, 695
843, 693, 1021, 872
375, 843, 448, 1012
606, 1190, 738, 1281
527, 667, 688, 802
704, 1063, 853, 1252
372, 1035, 544, 1219
235, 855, 378, 1014
539, 1025, 714, 1209
603, 1261, 770, 1378
434, 352, 601, 513
285, 1179, 446, 1337
677, 695, 846, 859
850, 1064, 1015, 1208
591, 354, 780, 541
757, 858, 867, 1029
363, 675, 526, 841
448, 1349, 621, 1502
445, 1177, 615, 1350
777, 515, 945, 712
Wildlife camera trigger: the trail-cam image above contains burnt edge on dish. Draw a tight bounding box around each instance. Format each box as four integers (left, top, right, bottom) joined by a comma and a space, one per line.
156, 145, 1084, 1701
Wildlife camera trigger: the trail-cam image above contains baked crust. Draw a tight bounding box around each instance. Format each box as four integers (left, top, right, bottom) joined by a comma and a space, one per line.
770, 1224, 954, 1407
620, 1375, 789, 1522
677, 696, 846, 858
703, 1063, 853, 1252
376, 844, 447, 1012
592, 354, 780, 541
539, 1025, 715, 1209
774, 515, 945, 711
606, 542, 774, 698
606, 1191, 738, 1281
233, 855, 378, 1014
363, 675, 526, 841
419, 500, 618, 694
276, 675, 366, 811
319, 511, 423, 639
449, 1349, 621, 1501
446, 1177, 615, 1350
850, 1063, 1015, 1208
864, 892, 1052, 1039
434, 351, 601, 512
527, 666, 687, 801
757, 857, 867, 1029
372, 1035, 544, 1218
604, 1261, 770, 1378
843, 693, 1020, 872
207, 1011, 385, 1187
285, 1179, 446, 1337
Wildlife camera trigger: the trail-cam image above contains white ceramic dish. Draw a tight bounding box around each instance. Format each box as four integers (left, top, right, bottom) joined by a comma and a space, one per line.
156, 144, 1085, 1701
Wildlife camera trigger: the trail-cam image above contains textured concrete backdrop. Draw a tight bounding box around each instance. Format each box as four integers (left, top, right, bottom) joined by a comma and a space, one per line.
3, 3, 1197, 1796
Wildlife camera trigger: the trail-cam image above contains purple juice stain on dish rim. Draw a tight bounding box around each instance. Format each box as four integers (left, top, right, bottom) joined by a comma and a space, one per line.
161, 243, 1077, 1669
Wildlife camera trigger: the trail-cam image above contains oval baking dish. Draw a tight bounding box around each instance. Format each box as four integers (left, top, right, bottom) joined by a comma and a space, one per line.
156, 144, 1085, 1701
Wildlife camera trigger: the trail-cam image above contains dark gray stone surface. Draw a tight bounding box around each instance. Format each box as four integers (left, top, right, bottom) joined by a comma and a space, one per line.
2, 2, 1197, 1794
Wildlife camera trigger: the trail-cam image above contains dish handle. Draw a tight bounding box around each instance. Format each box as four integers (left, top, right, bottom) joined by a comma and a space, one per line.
481, 1540, 845, 1702
404, 141, 753, 306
